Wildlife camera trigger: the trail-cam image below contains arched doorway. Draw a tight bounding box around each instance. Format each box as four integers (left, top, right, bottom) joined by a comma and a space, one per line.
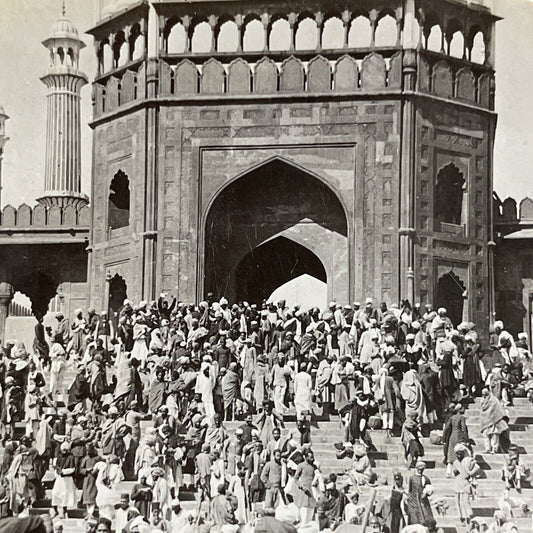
233, 236, 327, 304
204, 158, 348, 303
436, 271, 466, 326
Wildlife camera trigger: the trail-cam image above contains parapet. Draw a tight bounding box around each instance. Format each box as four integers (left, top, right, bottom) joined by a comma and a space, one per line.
0, 203, 90, 228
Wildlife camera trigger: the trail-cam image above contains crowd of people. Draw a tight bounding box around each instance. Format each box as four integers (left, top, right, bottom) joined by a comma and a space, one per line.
0, 294, 531, 533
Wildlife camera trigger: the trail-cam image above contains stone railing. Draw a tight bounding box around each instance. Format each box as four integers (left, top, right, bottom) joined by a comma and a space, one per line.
418, 51, 493, 108
0, 203, 90, 228
92, 50, 495, 119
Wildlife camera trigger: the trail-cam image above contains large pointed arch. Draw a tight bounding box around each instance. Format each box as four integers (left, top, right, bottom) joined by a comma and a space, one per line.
203, 158, 349, 303
234, 236, 326, 304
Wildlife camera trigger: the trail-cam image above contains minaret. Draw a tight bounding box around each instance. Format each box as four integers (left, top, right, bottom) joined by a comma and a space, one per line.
37, 5, 89, 209
0, 106, 8, 209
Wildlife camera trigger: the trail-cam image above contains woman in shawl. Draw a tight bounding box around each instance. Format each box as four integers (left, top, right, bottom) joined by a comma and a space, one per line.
80, 443, 100, 518
67, 365, 90, 411
70, 309, 87, 359
51, 442, 77, 518
131, 317, 150, 369
5, 444, 30, 514
332, 357, 351, 414
253, 354, 270, 408
94, 456, 123, 522
401, 417, 424, 469
437, 340, 458, 409
480, 387, 509, 454
114, 357, 134, 404
387, 471, 408, 533
419, 364, 441, 423
315, 354, 334, 409
462, 332, 483, 397
375, 367, 398, 437
406, 461, 434, 525
401, 368, 427, 423
148, 367, 167, 415
293, 366, 313, 421
89, 354, 108, 406
222, 362, 240, 421
443, 403, 470, 477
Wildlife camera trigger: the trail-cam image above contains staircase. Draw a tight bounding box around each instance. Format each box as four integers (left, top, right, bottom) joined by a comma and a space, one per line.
5, 366, 533, 532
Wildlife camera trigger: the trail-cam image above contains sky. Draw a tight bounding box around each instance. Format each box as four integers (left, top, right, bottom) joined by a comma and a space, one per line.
0, 0, 532, 208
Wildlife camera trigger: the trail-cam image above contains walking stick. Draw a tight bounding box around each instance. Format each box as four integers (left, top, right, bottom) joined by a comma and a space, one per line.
360, 488, 376, 533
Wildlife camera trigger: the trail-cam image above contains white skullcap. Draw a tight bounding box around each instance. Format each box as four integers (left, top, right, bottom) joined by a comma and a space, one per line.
365, 297, 373, 304
219, 297, 228, 305
494, 320, 504, 329
406, 333, 415, 340
438, 307, 447, 314
519, 332, 528, 340
329, 301, 336, 307
412, 321, 420, 329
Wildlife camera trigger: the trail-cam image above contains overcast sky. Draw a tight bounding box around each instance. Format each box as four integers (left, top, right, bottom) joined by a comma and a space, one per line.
0, 0, 531, 208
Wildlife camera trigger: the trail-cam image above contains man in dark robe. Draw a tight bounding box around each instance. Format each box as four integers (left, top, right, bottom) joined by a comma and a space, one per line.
148, 368, 167, 415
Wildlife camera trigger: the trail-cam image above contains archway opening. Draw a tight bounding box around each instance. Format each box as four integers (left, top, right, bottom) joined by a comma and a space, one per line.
436, 271, 465, 327
108, 170, 130, 230
434, 163, 465, 228
204, 158, 348, 303
234, 237, 326, 304
269, 274, 327, 311
109, 274, 128, 316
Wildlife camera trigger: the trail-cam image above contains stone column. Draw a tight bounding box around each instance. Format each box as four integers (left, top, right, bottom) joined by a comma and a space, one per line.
399, 0, 417, 305
342, 11, 351, 48
0, 282, 14, 345
142, 58, 159, 302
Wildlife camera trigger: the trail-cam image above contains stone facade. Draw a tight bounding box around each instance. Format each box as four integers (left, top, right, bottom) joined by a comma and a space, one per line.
86, 0, 499, 332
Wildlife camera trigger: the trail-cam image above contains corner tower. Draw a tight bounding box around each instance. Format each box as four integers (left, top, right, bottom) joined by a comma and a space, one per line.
38, 8, 89, 209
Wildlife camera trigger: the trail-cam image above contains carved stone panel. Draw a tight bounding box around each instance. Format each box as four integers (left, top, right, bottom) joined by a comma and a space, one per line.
201, 58, 225, 94
17, 204, 31, 227
280, 56, 305, 92
432, 61, 453, 99
307, 55, 331, 92
48, 205, 62, 226
1, 205, 16, 226
63, 205, 77, 226
418, 56, 430, 92
105, 77, 120, 112
120, 70, 136, 104
388, 51, 402, 89
456, 67, 475, 102
334, 55, 358, 91
478, 72, 491, 108
175, 60, 198, 94
33, 205, 46, 226
228, 58, 251, 93
254, 57, 278, 94
159, 60, 173, 96
360, 53, 386, 90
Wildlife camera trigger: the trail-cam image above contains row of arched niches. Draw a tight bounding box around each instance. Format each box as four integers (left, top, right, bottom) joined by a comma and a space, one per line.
90, 0, 496, 117
0, 204, 90, 227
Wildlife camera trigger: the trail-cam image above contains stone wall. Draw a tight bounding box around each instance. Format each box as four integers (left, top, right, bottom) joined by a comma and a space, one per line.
414, 98, 492, 331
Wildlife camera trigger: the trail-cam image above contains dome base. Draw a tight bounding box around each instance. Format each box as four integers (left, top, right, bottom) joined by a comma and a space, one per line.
37, 192, 89, 210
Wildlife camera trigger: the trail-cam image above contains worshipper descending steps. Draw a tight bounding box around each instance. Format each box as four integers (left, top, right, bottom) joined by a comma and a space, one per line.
0, 297, 532, 533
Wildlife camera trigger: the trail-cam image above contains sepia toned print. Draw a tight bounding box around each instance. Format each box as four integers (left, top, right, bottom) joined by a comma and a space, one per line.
0, 1, 531, 532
